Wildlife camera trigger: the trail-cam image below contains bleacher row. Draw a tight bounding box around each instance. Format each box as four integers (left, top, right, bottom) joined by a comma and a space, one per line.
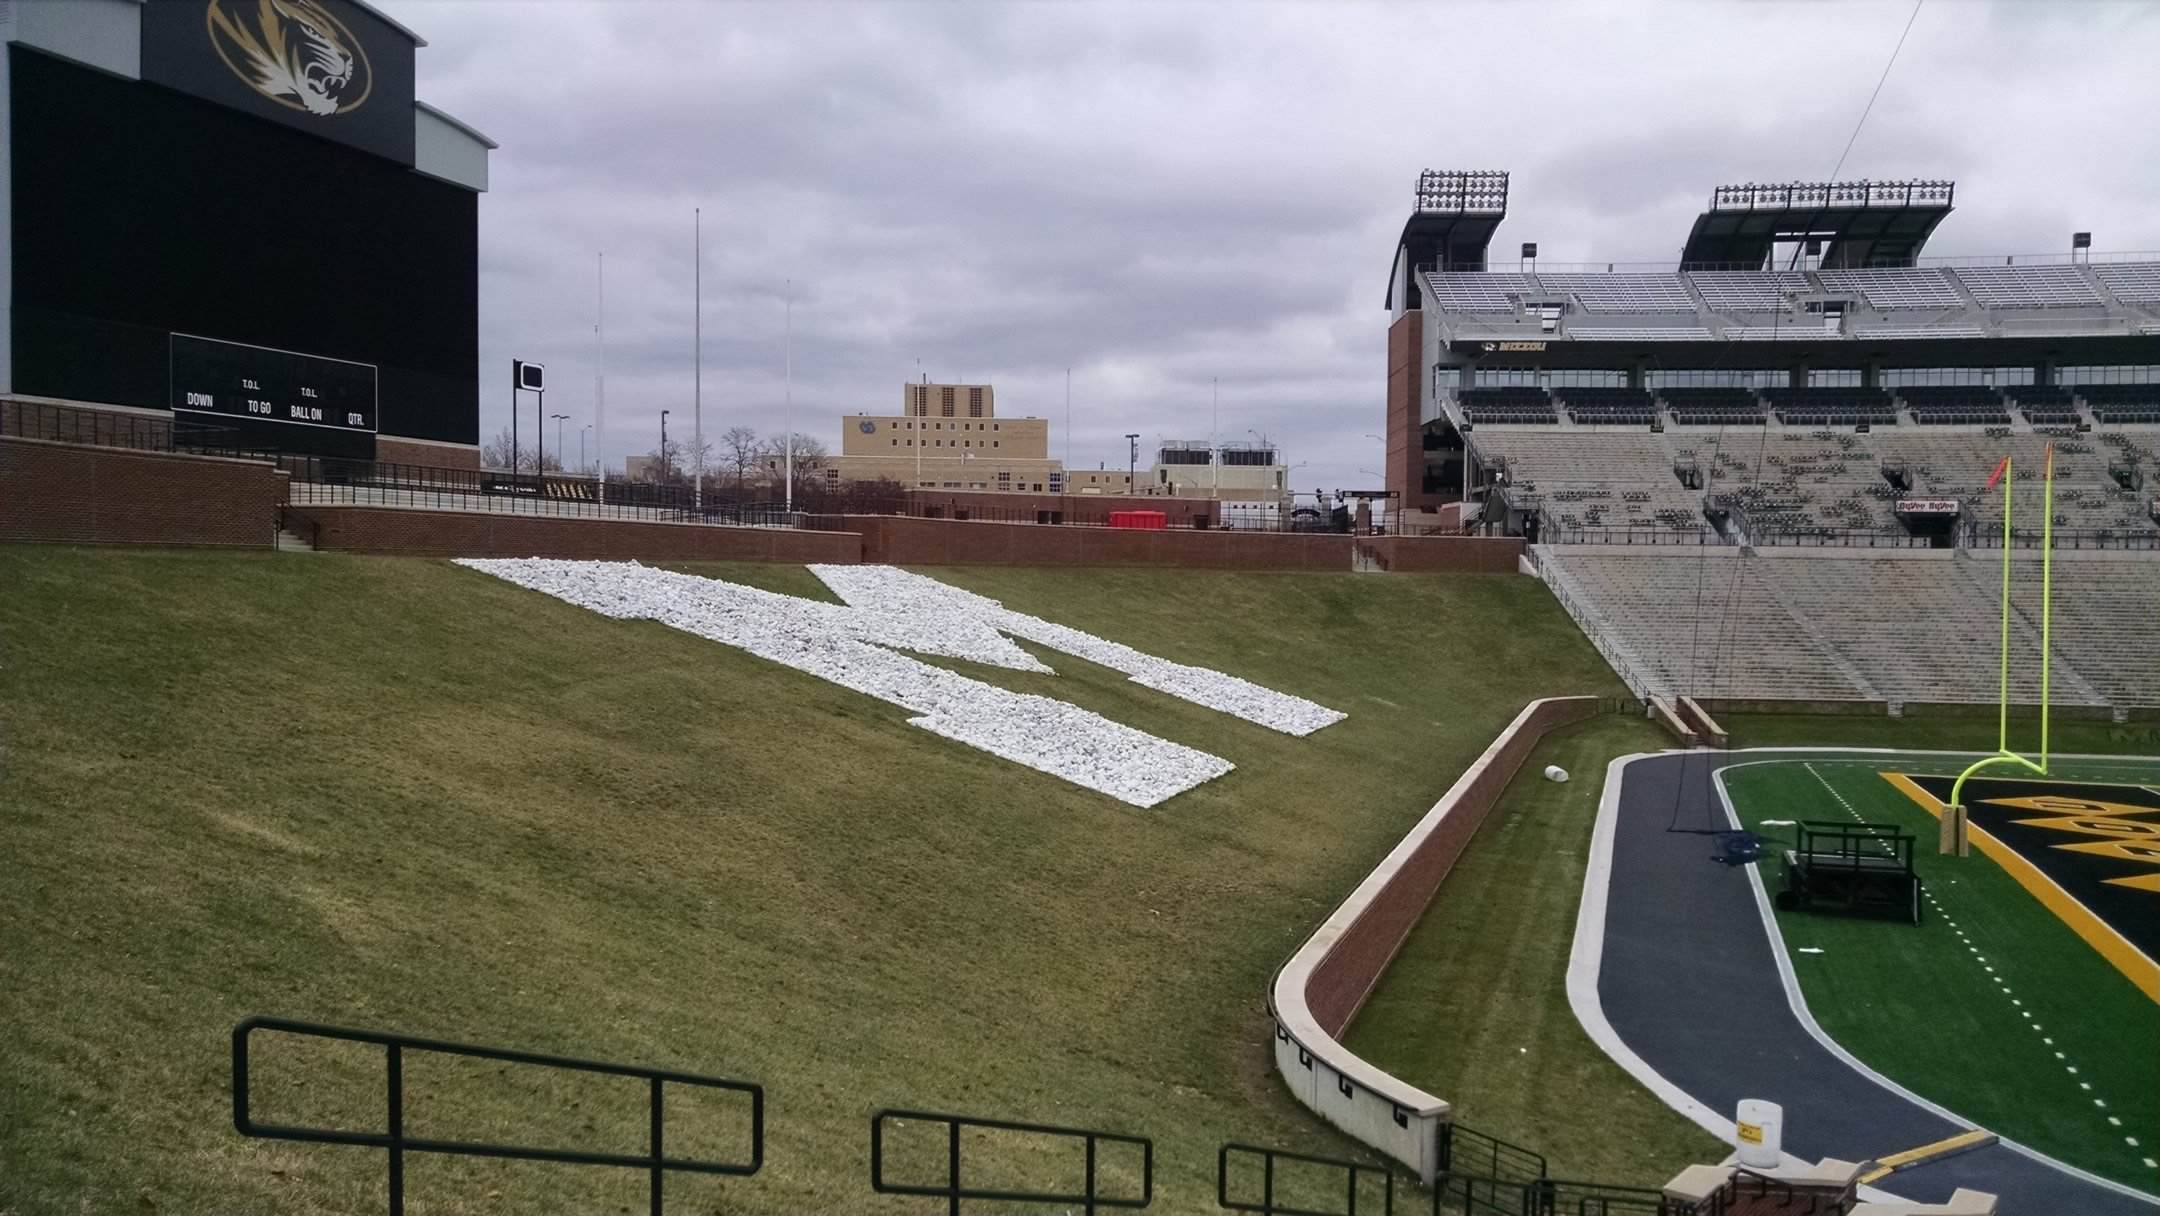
1455, 384, 2160, 427
1538, 547, 2158, 709
1472, 426, 2160, 536
1422, 261, 2160, 315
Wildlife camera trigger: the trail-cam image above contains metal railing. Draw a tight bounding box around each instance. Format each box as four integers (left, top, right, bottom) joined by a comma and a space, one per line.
1437, 1123, 1548, 1186
1965, 526, 2158, 551
1, 396, 272, 460
870, 1108, 1152, 1215
231, 1016, 763, 1216
1218, 1144, 1394, 1216
1751, 527, 1935, 548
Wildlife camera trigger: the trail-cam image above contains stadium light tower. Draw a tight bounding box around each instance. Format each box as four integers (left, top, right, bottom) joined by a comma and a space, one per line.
551, 414, 568, 471
660, 409, 671, 482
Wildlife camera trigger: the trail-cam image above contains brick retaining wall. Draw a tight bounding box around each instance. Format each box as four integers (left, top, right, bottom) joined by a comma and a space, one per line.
289, 505, 863, 563
1301, 695, 1604, 1035
1, 437, 286, 548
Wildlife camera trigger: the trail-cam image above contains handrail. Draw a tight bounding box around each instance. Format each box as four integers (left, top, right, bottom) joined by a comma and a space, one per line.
231, 1016, 762, 1215
870, 1108, 1152, 1214
1218, 1143, 1393, 1216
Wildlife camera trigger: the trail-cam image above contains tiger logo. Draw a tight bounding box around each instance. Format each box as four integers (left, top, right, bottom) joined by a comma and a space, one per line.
206, 0, 372, 117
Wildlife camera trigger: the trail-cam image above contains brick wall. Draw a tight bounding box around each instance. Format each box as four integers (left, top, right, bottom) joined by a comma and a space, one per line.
902, 488, 1232, 528
1356, 534, 1524, 573
376, 435, 482, 470
1386, 311, 1437, 514
288, 504, 863, 563
0, 437, 286, 548
1302, 696, 1603, 1035
838, 515, 1351, 569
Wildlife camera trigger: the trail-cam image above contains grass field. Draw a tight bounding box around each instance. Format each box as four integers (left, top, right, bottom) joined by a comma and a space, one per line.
0, 548, 1637, 1215
1723, 756, 2160, 1192
1343, 717, 1731, 1186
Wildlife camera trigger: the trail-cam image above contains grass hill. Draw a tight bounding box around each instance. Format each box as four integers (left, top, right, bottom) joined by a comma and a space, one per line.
3, 548, 1647, 1214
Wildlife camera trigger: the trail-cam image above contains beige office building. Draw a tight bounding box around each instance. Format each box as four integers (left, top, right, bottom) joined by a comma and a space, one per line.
825, 382, 1069, 493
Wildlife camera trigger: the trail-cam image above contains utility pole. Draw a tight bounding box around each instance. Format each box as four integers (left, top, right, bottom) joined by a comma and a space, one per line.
660, 409, 670, 483
596, 252, 606, 498
783, 278, 793, 512
693, 207, 702, 508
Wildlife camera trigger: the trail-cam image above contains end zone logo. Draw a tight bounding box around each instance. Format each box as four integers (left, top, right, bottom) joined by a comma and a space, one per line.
207, 0, 373, 117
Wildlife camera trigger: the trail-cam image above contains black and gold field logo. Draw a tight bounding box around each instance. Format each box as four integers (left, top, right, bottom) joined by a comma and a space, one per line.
206, 0, 372, 117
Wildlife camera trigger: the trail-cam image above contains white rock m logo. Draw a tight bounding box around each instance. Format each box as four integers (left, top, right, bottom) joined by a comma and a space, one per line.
458, 561, 1347, 807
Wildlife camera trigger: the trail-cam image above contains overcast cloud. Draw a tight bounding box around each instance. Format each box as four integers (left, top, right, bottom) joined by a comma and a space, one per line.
381, 0, 2160, 490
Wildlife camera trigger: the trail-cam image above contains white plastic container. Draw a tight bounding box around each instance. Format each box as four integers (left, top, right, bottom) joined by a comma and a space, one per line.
1735, 1099, 1782, 1168
1543, 765, 1570, 783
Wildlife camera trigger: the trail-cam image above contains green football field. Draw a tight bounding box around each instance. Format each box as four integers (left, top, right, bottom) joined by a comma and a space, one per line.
1722, 754, 2160, 1193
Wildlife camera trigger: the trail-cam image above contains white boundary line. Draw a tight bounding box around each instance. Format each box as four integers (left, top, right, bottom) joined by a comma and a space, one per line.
1567, 746, 2159, 1208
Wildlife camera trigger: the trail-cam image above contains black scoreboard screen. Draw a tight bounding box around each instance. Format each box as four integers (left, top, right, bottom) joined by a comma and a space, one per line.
170, 334, 378, 433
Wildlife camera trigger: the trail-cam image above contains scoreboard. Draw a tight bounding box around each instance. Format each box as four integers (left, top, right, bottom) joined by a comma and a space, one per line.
169, 334, 377, 433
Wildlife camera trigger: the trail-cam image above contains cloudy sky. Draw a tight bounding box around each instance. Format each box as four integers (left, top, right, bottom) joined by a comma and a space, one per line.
383, 0, 2160, 490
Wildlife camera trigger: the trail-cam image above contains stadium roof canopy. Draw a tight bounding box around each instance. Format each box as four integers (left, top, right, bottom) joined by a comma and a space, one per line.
1681, 180, 1955, 271
1386, 170, 1510, 309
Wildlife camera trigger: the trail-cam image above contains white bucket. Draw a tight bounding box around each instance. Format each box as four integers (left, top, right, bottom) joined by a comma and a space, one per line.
1543, 765, 1570, 783
1735, 1099, 1782, 1168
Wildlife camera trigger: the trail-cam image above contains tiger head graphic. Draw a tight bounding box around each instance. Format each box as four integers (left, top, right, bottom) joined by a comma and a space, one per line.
206, 0, 372, 117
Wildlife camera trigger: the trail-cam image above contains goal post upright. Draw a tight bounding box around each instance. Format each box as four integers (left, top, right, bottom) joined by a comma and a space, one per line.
1946, 445, 2056, 853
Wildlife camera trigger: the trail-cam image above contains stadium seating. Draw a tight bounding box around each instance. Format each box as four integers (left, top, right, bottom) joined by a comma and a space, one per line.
1815, 268, 1964, 310
1540, 273, 1697, 314
1557, 387, 1658, 425
1897, 385, 2010, 426
1687, 271, 1810, 313
1466, 431, 1708, 531
2093, 262, 2160, 304
1422, 272, 1537, 313
1850, 323, 1989, 340
2078, 383, 2160, 424
1539, 547, 2148, 708
1458, 386, 1558, 425
1953, 264, 2103, 309
1658, 387, 1766, 426
1568, 325, 1713, 341
1764, 386, 1898, 426
1537, 547, 1869, 700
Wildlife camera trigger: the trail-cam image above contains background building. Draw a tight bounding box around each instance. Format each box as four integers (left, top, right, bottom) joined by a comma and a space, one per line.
3, 0, 492, 466
828, 382, 1067, 493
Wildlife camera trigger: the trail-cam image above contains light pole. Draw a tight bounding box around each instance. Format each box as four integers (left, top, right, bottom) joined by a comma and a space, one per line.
659, 409, 671, 483
1125, 433, 1140, 497
551, 414, 568, 473
579, 425, 590, 473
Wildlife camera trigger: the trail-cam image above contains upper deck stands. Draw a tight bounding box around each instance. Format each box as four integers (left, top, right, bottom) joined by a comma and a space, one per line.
1955, 264, 2103, 309
1414, 262, 2160, 338
1539, 273, 1697, 314
1689, 272, 1810, 313
1814, 267, 1966, 310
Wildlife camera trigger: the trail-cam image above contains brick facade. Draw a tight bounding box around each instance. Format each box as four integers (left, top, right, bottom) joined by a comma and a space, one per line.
0, 437, 287, 548
1386, 310, 1440, 516
375, 435, 482, 470
287, 504, 862, 563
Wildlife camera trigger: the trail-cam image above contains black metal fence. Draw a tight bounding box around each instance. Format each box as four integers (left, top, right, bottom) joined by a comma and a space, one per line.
1218, 1144, 1394, 1216
870, 1108, 1152, 1215
2, 396, 271, 460
1438, 1122, 1548, 1186
231, 1016, 763, 1216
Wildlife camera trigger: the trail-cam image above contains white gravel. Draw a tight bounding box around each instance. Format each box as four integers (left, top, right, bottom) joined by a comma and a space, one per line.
810, 564, 1348, 736
455, 558, 1251, 807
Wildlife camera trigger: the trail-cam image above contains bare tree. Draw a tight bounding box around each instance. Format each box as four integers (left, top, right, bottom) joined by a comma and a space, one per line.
719, 425, 762, 490
481, 428, 560, 473
640, 435, 685, 483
